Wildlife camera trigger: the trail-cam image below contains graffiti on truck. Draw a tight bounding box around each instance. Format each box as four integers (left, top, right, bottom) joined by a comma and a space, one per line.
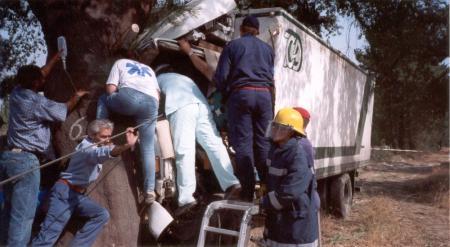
283, 28, 303, 72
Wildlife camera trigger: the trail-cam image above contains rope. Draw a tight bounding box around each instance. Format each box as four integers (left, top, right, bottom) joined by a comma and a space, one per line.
0, 116, 160, 187
64, 69, 77, 93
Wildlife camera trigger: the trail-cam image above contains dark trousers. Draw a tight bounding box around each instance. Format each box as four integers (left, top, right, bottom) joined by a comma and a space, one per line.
227, 89, 273, 201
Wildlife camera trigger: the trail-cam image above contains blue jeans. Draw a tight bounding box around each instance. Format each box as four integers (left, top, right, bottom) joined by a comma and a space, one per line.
227, 90, 273, 201
96, 87, 158, 192
0, 151, 40, 246
31, 182, 109, 246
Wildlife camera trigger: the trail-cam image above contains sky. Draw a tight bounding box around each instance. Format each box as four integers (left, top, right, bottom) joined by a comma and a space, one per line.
325, 15, 367, 65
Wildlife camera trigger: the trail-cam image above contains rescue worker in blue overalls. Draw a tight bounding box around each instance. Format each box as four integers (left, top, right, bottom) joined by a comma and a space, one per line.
214, 15, 274, 201
260, 108, 319, 246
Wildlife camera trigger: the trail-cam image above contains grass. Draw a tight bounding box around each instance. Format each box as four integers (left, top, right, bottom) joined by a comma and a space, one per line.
321, 196, 426, 247
321, 162, 449, 247
403, 165, 449, 208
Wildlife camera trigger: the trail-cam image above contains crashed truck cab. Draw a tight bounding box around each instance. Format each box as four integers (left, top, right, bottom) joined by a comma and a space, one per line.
136, 0, 241, 207
137, 0, 375, 221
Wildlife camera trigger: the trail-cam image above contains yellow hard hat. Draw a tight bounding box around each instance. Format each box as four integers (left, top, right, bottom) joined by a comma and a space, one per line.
273, 107, 305, 136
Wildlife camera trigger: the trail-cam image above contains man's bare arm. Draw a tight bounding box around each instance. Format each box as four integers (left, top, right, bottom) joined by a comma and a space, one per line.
41, 52, 61, 77
178, 39, 214, 82
106, 84, 118, 95
110, 128, 138, 157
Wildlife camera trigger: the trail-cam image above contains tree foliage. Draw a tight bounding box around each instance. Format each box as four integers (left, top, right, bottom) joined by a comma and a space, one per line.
338, 0, 449, 149
0, 1, 45, 80
1, 1, 448, 149
240, 0, 341, 36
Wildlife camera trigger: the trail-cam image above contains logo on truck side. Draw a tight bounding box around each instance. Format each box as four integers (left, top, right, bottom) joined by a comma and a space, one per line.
283, 29, 302, 72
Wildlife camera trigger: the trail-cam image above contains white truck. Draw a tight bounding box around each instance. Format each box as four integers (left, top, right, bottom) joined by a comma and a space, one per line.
135, 0, 375, 218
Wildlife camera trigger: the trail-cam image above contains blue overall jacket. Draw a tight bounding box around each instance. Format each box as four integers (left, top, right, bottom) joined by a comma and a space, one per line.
262, 137, 319, 245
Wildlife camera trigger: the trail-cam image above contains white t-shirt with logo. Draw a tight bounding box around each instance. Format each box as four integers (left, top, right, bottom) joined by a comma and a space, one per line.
106, 59, 160, 100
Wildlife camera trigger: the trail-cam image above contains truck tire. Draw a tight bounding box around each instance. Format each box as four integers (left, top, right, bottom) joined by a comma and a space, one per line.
329, 173, 352, 218
317, 179, 327, 210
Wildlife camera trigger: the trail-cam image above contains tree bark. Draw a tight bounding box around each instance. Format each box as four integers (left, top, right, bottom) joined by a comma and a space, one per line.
29, 1, 154, 245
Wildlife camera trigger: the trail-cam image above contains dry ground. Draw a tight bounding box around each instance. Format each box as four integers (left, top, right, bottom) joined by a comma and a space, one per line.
249, 150, 449, 247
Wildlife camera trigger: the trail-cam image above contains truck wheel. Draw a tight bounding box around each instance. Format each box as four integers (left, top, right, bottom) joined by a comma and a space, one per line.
317, 179, 327, 210
329, 173, 352, 218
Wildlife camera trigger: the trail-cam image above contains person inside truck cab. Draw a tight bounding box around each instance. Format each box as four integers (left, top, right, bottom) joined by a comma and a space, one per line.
294, 106, 321, 224
213, 14, 275, 201
154, 64, 241, 216
96, 48, 160, 205
260, 107, 319, 247
294, 107, 315, 171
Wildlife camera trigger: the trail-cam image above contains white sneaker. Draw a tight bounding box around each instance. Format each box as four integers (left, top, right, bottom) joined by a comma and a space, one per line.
144, 191, 156, 205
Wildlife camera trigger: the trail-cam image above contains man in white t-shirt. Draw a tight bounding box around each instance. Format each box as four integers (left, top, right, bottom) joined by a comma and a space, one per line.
96, 49, 159, 204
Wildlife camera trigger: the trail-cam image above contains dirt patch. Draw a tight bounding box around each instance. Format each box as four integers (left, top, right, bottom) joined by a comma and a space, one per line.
321, 151, 449, 247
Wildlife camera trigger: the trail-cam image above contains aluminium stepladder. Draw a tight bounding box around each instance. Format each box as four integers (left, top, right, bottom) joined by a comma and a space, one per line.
197, 200, 259, 247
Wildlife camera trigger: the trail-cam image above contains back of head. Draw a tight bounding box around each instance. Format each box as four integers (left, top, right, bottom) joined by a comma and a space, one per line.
293, 107, 310, 128
154, 64, 174, 76
15, 65, 43, 89
274, 107, 305, 136
115, 47, 139, 61
241, 15, 259, 35
88, 119, 114, 137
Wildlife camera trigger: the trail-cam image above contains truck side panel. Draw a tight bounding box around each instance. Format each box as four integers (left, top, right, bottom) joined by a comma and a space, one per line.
235, 9, 374, 178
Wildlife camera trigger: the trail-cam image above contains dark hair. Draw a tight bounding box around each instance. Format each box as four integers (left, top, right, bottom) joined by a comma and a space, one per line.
154, 63, 174, 76
240, 25, 259, 36
15, 65, 43, 89
242, 15, 259, 30
115, 47, 141, 61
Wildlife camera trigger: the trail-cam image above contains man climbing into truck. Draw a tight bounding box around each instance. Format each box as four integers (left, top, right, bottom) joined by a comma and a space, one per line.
213, 15, 275, 201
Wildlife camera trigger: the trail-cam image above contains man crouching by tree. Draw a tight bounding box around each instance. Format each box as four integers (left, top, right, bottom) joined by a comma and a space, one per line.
31, 120, 138, 246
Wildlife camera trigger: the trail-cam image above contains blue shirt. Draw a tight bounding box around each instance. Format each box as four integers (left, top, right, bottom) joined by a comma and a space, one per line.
157, 73, 209, 115
263, 137, 318, 244
7, 87, 67, 156
60, 138, 114, 188
213, 34, 274, 94
299, 138, 315, 171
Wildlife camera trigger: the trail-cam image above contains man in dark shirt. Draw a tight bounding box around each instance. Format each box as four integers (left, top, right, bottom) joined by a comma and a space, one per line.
213, 15, 274, 201
0, 58, 87, 246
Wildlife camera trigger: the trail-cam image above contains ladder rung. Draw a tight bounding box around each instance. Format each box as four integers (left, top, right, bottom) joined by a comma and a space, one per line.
204, 226, 240, 237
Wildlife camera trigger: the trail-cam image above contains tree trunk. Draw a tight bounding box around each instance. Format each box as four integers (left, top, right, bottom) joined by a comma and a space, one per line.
29, 1, 154, 245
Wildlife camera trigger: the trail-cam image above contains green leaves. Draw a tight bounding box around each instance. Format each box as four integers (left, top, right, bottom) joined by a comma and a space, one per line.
347, 0, 449, 149
0, 1, 45, 80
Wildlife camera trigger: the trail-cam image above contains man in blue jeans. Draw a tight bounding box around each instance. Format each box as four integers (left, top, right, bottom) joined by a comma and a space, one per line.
155, 67, 241, 216
31, 120, 137, 246
214, 15, 274, 201
0, 57, 88, 246
96, 49, 160, 204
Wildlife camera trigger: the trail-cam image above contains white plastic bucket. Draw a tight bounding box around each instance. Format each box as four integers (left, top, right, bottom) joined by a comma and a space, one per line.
147, 201, 174, 239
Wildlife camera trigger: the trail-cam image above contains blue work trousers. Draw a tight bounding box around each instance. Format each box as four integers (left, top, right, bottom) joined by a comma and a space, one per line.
227, 89, 273, 201
0, 151, 40, 247
96, 87, 158, 192
31, 182, 109, 246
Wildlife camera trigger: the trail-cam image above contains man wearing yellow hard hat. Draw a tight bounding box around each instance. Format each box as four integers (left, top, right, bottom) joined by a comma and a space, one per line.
260, 107, 319, 247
